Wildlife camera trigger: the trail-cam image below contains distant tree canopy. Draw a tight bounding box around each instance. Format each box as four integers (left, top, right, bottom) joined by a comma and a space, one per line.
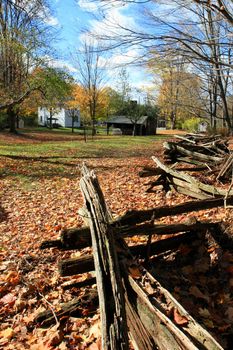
86, 0, 233, 134
0, 0, 57, 132
14, 67, 73, 128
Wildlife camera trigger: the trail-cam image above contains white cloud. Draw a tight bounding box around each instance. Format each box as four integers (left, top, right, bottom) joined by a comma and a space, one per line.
77, 0, 98, 12
36, 4, 60, 27
77, 0, 136, 39
75, 2, 154, 92
90, 6, 136, 38
44, 56, 78, 73
44, 15, 60, 27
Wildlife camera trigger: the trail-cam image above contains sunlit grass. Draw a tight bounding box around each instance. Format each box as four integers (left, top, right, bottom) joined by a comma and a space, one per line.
0, 130, 168, 183
0, 134, 167, 158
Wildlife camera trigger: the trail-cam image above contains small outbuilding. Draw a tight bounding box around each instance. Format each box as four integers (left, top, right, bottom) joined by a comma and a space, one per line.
198, 121, 208, 133
38, 107, 81, 128
106, 115, 157, 136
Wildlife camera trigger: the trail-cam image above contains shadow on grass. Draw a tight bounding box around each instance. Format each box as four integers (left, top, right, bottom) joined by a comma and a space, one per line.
0, 155, 137, 180
0, 143, 160, 180
1, 147, 157, 162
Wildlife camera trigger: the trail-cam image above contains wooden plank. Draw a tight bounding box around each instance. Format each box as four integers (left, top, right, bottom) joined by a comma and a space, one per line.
128, 271, 223, 350
163, 142, 224, 163
42, 220, 220, 251
80, 166, 129, 350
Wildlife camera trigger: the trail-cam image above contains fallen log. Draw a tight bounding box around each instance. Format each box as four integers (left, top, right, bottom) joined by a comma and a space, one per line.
216, 153, 233, 180
169, 182, 209, 200
35, 288, 98, 327
124, 291, 157, 349
174, 156, 207, 167
139, 167, 164, 177
45, 165, 226, 349
62, 276, 96, 291
126, 270, 223, 350
81, 169, 223, 349
59, 254, 94, 276
174, 135, 196, 144
59, 222, 233, 278
139, 165, 207, 178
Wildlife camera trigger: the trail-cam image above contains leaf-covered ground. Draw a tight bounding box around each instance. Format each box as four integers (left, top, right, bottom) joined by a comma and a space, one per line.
0, 131, 233, 349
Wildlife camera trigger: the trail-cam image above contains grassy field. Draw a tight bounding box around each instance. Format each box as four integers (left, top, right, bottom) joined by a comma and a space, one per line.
0, 129, 168, 182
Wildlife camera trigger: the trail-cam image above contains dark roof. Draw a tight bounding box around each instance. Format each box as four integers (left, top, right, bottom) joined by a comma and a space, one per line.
107, 115, 148, 125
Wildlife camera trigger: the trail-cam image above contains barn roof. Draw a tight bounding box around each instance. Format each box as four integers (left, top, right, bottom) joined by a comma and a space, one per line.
107, 115, 148, 125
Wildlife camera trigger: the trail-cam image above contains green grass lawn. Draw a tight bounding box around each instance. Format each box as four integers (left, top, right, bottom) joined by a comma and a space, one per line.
0, 129, 168, 182
0, 130, 167, 158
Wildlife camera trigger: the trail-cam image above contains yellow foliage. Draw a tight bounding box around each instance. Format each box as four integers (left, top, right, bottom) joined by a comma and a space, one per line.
66, 84, 110, 122
157, 70, 202, 124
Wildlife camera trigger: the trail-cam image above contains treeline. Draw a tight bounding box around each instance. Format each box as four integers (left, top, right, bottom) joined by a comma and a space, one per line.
87, 0, 233, 134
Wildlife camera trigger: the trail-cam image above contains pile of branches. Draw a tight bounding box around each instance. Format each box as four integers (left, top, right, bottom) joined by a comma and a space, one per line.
163, 134, 232, 181
140, 157, 233, 200
37, 166, 233, 349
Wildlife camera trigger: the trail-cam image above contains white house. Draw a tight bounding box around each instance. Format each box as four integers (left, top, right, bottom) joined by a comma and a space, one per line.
38, 107, 81, 128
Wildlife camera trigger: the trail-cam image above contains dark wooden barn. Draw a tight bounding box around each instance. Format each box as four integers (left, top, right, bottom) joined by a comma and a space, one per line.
106, 115, 157, 135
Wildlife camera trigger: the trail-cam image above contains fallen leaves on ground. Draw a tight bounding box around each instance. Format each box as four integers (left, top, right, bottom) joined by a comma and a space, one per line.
1, 133, 233, 349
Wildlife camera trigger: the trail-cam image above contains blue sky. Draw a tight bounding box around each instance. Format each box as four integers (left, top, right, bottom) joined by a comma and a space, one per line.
47, 0, 154, 99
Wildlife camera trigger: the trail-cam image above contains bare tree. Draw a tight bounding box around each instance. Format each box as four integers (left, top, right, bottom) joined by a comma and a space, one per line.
96, 0, 233, 25
73, 40, 108, 136
84, 0, 233, 133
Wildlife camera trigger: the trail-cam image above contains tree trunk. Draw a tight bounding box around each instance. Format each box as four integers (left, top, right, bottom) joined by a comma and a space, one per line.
133, 123, 136, 136
83, 126, 87, 142
49, 108, 53, 129
217, 72, 232, 134
91, 119, 96, 138
170, 111, 176, 130
7, 106, 17, 133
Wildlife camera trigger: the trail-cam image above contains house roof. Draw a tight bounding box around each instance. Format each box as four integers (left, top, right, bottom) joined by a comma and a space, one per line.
107, 115, 148, 125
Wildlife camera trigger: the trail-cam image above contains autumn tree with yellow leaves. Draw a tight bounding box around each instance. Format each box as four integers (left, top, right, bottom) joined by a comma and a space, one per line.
72, 40, 109, 135
148, 54, 204, 129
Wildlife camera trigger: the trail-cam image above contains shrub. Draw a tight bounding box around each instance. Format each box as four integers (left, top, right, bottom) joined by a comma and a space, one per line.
182, 118, 201, 132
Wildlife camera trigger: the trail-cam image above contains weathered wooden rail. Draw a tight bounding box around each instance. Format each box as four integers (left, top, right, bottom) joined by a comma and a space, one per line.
162, 134, 232, 181
36, 164, 233, 349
